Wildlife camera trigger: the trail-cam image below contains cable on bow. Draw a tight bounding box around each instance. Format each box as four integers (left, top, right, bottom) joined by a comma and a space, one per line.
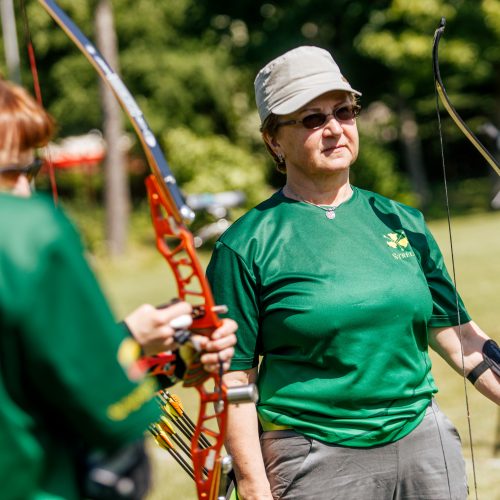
20, 0, 59, 202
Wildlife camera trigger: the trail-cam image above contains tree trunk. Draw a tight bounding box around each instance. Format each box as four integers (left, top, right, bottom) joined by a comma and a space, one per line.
0, 0, 21, 84
399, 104, 431, 209
95, 0, 130, 256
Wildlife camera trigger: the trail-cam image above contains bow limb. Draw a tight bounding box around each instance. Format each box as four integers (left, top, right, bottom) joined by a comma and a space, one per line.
37, 0, 194, 223
432, 17, 500, 176
37, 2, 227, 498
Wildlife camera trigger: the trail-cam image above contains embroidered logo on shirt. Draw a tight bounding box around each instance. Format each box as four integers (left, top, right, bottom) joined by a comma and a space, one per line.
383, 230, 415, 260
107, 378, 157, 421
117, 337, 144, 381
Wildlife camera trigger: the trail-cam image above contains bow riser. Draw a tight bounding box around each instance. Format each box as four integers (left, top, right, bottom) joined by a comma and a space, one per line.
145, 175, 228, 498
146, 176, 220, 331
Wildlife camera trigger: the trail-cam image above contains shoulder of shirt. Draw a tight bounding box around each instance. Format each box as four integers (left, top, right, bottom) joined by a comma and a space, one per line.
217, 192, 282, 245
355, 187, 425, 221
0, 193, 79, 246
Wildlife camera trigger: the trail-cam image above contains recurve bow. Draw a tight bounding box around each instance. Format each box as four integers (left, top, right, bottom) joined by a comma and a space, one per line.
35, 2, 256, 498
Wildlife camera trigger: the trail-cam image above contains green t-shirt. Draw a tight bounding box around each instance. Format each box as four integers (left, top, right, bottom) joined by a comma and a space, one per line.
0, 194, 160, 499
207, 187, 470, 448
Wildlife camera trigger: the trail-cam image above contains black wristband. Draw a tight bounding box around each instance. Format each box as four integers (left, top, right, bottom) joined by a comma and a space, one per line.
467, 360, 491, 385
467, 339, 500, 384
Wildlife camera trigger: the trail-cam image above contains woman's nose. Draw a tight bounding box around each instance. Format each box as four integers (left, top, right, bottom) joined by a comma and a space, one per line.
322, 115, 343, 135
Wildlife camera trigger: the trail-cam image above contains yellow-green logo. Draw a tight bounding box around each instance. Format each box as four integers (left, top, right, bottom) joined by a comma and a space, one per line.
384, 231, 409, 250
117, 337, 143, 381
384, 230, 415, 260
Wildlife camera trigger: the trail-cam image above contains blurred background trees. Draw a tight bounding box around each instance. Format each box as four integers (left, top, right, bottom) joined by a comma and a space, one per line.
1, 0, 499, 252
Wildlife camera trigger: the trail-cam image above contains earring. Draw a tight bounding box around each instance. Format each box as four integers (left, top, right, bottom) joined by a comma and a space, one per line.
277, 153, 284, 163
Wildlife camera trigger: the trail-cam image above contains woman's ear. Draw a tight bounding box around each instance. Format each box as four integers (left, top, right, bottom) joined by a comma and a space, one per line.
262, 131, 281, 157
262, 130, 286, 173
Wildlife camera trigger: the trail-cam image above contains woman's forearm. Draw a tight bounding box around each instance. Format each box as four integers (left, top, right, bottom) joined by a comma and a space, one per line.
430, 321, 500, 405
223, 370, 274, 500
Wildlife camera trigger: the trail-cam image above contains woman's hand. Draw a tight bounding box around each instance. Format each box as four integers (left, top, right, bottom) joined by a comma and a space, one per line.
192, 318, 237, 373
124, 301, 193, 356
125, 303, 237, 372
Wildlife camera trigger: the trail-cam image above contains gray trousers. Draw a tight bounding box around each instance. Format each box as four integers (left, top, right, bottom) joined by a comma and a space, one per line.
260, 400, 467, 500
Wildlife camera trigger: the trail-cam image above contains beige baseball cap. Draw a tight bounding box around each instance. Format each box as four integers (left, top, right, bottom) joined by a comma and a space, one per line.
254, 46, 361, 123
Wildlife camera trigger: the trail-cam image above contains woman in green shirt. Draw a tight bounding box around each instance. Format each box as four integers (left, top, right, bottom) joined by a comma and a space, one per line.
207, 46, 500, 500
0, 78, 237, 499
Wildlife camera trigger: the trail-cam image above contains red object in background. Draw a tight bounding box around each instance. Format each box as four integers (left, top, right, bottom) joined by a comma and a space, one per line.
42, 132, 106, 170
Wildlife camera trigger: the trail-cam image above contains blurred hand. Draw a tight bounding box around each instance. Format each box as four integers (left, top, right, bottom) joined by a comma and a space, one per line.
124, 301, 193, 356
192, 318, 237, 373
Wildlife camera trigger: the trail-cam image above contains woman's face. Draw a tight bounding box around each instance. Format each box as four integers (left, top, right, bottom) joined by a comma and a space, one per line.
266, 91, 359, 179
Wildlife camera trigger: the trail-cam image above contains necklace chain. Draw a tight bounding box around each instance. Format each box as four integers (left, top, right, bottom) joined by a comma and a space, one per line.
284, 185, 352, 220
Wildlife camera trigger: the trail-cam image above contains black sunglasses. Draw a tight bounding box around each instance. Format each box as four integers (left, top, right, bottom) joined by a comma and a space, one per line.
0, 158, 44, 182
277, 104, 361, 130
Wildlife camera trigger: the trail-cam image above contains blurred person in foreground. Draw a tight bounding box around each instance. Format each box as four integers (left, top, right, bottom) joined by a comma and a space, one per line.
0, 77, 237, 499
207, 46, 500, 500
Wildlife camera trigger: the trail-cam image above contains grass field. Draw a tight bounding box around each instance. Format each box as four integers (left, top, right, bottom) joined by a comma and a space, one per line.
92, 209, 500, 500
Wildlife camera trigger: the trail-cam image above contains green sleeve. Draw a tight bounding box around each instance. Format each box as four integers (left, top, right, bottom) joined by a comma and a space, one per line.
207, 241, 260, 370
421, 224, 471, 327
15, 205, 159, 451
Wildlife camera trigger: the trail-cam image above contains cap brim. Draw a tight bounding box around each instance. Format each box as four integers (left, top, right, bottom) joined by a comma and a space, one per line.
272, 83, 362, 116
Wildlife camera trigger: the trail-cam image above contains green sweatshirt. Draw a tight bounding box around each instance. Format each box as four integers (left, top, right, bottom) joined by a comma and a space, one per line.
0, 193, 159, 499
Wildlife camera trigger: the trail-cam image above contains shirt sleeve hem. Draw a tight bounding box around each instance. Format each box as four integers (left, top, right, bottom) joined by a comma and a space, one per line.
428, 311, 471, 328
229, 359, 258, 371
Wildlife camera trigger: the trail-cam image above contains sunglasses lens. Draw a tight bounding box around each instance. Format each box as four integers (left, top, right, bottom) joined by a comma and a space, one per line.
335, 106, 356, 121
0, 159, 43, 182
302, 113, 328, 129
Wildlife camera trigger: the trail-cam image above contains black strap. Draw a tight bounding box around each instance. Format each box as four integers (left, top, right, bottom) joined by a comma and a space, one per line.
467, 360, 492, 385
467, 339, 500, 384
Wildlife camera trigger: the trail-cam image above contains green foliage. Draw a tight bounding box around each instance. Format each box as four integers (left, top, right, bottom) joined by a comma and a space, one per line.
61, 198, 106, 254
4, 0, 498, 240
427, 177, 494, 219
354, 0, 500, 181
35, 166, 104, 201
162, 127, 271, 207
353, 130, 414, 204
20, 0, 269, 207
123, 46, 249, 139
